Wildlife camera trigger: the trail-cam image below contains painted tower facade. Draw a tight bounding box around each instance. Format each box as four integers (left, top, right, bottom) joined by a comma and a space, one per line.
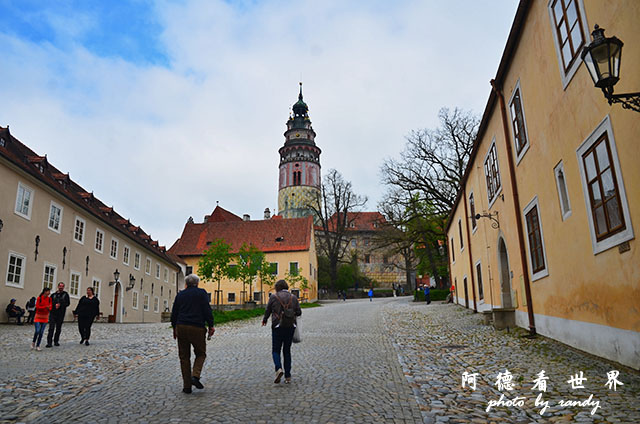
278, 83, 322, 219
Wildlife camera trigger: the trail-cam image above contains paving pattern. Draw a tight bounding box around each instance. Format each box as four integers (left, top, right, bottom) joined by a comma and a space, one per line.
0, 298, 638, 423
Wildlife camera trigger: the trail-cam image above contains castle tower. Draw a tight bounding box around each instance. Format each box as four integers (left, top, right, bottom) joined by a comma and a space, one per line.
277, 83, 322, 219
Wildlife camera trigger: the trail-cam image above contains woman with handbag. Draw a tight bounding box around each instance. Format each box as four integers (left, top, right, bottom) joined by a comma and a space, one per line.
261, 280, 302, 384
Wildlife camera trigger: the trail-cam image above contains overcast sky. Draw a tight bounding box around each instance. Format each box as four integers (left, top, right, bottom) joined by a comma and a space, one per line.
0, 0, 518, 248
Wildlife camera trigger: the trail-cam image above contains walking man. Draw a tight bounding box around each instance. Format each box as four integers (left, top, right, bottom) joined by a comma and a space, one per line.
171, 274, 214, 394
46, 282, 70, 347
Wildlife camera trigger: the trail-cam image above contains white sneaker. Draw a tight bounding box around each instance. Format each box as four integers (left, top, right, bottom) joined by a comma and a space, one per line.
31, 342, 35, 350
36, 346, 42, 351
274, 368, 284, 384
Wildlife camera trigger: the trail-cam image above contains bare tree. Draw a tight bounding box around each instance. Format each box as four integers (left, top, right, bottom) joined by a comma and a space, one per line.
309, 169, 367, 290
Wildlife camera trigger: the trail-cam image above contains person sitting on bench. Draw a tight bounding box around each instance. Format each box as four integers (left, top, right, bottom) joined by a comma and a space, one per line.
6, 299, 25, 325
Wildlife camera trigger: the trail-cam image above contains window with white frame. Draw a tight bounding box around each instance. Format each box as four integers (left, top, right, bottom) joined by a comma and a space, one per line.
153, 297, 159, 313
554, 161, 572, 220
548, 0, 589, 88
143, 294, 150, 311
134, 252, 141, 270
145, 258, 151, 275
270, 262, 278, 275
43, 263, 57, 291
509, 81, 530, 161
95, 229, 104, 253
74, 217, 86, 244
523, 197, 549, 281
15, 182, 34, 220
289, 262, 299, 275
458, 218, 464, 251
70, 271, 81, 297
163, 299, 169, 312
92, 278, 101, 299
484, 141, 502, 206
155, 263, 160, 279
6, 252, 26, 287
577, 117, 633, 254
132, 291, 139, 309
163, 267, 168, 282
123, 246, 130, 266
228, 292, 236, 303
469, 192, 477, 232
110, 238, 119, 260
450, 238, 455, 263
475, 261, 484, 301
48, 202, 63, 233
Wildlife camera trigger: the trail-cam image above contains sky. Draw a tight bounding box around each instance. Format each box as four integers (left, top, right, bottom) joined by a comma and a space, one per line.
0, 0, 519, 248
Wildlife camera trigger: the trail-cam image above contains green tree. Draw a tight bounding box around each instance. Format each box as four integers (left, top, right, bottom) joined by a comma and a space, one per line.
284, 265, 310, 293
336, 263, 356, 292
233, 243, 266, 304
197, 239, 233, 309
257, 261, 277, 305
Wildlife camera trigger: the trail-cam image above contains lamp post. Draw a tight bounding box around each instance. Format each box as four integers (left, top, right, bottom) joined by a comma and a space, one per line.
109, 269, 120, 286
581, 25, 640, 112
126, 274, 136, 291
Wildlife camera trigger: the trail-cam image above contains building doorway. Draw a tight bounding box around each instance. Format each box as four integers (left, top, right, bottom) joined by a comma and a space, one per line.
463, 277, 469, 308
112, 282, 122, 323
498, 237, 513, 308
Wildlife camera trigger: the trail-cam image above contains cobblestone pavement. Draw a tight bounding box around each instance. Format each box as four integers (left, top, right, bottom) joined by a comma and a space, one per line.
1, 298, 638, 423
384, 300, 640, 424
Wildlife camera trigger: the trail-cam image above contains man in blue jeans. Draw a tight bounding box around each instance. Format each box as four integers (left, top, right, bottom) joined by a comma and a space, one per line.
262, 280, 302, 384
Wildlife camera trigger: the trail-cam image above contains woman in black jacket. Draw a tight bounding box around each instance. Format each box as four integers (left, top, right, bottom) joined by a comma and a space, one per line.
74, 287, 100, 346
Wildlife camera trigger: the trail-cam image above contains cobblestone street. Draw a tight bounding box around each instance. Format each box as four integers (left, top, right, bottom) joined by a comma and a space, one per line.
0, 298, 638, 423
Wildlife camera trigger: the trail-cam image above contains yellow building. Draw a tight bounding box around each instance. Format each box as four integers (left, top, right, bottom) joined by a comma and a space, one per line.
0, 127, 181, 323
447, 0, 639, 369
169, 206, 318, 304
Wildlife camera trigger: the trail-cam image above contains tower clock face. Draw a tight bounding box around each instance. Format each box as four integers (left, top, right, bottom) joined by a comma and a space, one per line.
296, 133, 300, 137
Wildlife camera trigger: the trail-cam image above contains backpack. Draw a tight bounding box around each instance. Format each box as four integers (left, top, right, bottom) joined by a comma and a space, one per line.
275, 293, 296, 328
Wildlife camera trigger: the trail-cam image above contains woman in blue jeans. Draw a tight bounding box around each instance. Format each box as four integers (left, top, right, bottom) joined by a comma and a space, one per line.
32, 288, 52, 350
262, 280, 302, 384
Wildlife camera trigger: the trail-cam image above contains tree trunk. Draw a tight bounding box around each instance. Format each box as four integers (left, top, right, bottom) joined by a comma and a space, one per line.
329, 257, 338, 291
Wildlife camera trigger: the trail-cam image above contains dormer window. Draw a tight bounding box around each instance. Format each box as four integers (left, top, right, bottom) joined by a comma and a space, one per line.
0, 138, 5, 147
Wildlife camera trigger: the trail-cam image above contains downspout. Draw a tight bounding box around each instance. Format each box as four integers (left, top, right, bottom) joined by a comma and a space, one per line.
490, 79, 536, 336
462, 186, 478, 312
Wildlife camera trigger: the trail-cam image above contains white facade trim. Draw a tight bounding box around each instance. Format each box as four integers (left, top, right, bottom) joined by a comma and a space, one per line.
522, 196, 550, 282
94, 228, 105, 254
508, 79, 531, 165
14, 181, 34, 221
484, 138, 503, 209
47, 200, 63, 234
5, 251, 27, 288
74, 216, 86, 245
69, 270, 82, 298
42, 262, 57, 291
553, 160, 572, 220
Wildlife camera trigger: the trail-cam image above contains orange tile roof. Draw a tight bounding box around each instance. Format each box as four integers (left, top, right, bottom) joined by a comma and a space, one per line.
169, 215, 313, 256
205, 206, 243, 223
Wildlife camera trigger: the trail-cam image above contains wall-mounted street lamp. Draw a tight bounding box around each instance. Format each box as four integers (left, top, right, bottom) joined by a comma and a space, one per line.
126, 274, 136, 291
109, 269, 120, 286
475, 211, 500, 229
581, 25, 640, 112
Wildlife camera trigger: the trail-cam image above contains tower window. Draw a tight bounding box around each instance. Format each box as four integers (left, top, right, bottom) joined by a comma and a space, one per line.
293, 171, 302, 186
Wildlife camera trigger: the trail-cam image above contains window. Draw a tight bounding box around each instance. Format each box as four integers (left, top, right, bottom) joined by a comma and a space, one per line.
450, 238, 455, 263
364, 238, 370, 246
484, 141, 502, 206
109, 238, 119, 260
123, 246, 130, 266
134, 252, 141, 270
509, 82, 530, 161
70, 271, 81, 297
74, 217, 86, 244
48, 202, 63, 233
577, 117, 633, 254
14, 182, 34, 220
253, 292, 262, 302
458, 218, 464, 251
95, 229, 104, 253
549, 0, 588, 87
163, 299, 169, 312
164, 267, 168, 282
523, 197, 549, 281
154, 297, 159, 313
143, 294, 150, 311
186, 266, 193, 275
469, 193, 477, 232
363, 254, 370, 264
145, 258, 151, 275
155, 263, 160, 279
132, 291, 139, 309
43, 263, 57, 291
475, 262, 484, 301
554, 161, 572, 220
228, 292, 236, 303
289, 262, 299, 276
92, 278, 101, 299
351, 239, 356, 248
269, 262, 278, 275
291, 289, 300, 299
6, 252, 26, 287
293, 170, 302, 186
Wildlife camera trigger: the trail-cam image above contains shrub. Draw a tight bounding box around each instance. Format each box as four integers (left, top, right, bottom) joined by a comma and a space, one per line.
414, 289, 449, 302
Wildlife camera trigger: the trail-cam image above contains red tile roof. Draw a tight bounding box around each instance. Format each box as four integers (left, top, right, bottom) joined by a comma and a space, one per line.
205, 206, 242, 223
0, 126, 177, 267
169, 215, 313, 256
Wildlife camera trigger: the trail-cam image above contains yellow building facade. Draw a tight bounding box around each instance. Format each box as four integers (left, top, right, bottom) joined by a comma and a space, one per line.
447, 0, 639, 369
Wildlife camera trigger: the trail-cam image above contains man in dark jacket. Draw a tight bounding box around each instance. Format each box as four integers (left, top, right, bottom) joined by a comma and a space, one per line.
262, 280, 302, 384
46, 282, 70, 347
6, 299, 25, 324
171, 274, 214, 394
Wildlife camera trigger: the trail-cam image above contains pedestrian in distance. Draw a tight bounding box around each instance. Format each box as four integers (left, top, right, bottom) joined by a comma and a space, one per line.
262, 280, 302, 384
32, 288, 52, 350
171, 274, 215, 394
5, 299, 25, 325
424, 285, 431, 305
25, 297, 36, 324
73, 287, 100, 346
368, 288, 374, 302
46, 282, 70, 348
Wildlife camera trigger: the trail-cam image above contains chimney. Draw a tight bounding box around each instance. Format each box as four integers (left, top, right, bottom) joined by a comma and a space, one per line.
243, 214, 250, 221
264, 208, 271, 219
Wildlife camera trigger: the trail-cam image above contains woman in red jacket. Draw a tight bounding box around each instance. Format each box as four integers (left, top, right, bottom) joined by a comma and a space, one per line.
32, 287, 52, 351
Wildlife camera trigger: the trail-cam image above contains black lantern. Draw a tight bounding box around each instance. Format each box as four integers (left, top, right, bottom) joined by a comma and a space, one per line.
126, 274, 136, 291
581, 25, 640, 112
109, 269, 121, 286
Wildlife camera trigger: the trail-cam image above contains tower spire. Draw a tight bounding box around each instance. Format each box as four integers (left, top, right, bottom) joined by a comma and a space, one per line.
299, 81, 303, 100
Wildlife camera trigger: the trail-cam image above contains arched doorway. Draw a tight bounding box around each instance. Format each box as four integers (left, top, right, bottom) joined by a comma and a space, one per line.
498, 237, 513, 308
113, 282, 122, 323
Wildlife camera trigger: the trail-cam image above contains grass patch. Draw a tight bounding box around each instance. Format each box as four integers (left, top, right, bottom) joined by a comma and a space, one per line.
213, 308, 265, 325
300, 302, 321, 309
